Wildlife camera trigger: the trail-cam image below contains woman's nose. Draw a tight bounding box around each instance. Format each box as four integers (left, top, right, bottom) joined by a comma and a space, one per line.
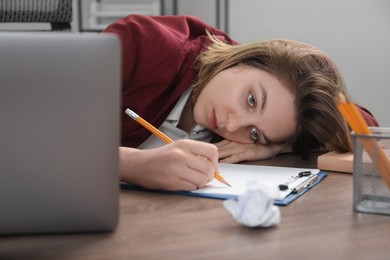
225, 113, 247, 132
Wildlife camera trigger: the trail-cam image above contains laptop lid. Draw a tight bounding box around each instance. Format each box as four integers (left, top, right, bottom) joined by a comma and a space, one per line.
0, 33, 121, 235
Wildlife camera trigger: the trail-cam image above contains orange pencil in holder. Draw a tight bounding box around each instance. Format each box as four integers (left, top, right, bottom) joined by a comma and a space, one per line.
337, 94, 390, 189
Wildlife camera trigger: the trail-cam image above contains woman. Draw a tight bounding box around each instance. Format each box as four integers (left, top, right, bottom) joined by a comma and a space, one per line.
104, 14, 378, 191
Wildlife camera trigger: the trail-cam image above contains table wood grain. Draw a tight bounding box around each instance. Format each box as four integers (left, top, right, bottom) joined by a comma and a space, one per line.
1, 153, 390, 260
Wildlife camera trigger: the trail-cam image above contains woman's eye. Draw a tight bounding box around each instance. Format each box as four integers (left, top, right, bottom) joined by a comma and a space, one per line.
250, 127, 259, 143
247, 91, 256, 107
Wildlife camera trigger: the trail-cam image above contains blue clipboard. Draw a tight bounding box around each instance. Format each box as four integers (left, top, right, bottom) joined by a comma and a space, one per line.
120, 170, 327, 206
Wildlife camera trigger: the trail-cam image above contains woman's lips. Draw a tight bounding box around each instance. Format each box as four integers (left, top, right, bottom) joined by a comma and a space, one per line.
210, 110, 218, 130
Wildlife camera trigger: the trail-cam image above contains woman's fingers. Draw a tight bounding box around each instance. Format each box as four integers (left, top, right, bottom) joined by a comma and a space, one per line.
174, 140, 218, 182
215, 140, 279, 163
121, 140, 219, 191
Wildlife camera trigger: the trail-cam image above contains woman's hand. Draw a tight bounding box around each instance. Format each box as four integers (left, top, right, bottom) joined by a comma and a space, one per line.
215, 139, 291, 163
119, 139, 219, 191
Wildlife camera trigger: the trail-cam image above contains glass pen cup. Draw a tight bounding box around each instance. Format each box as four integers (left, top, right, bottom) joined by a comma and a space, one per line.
353, 127, 390, 215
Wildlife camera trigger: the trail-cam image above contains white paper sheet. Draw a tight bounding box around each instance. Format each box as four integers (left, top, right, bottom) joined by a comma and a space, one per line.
190, 163, 320, 200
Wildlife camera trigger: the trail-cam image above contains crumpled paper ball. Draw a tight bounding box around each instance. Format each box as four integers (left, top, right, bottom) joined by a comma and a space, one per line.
223, 181, 281, 228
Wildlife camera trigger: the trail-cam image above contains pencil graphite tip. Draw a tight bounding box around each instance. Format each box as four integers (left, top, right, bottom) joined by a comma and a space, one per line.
215, 173, 231, 187
221, 180, 231, 187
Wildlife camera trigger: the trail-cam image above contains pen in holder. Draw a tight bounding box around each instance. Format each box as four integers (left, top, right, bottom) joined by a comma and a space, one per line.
353, 127, 390, 215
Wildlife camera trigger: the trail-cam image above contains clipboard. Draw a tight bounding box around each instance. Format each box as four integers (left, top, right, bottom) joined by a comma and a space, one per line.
120, 163, 327, 206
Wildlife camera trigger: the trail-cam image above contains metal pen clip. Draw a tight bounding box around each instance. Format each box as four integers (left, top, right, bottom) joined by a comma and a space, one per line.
279, 171, 312, 191
291, 174, 318, 194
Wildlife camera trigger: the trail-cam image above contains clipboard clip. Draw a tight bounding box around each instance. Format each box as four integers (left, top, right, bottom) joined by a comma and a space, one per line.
291, 174, 318, 194
278, 171, 312, 191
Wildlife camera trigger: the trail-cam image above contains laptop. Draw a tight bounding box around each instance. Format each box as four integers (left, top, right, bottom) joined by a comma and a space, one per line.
0, 32, 121, 235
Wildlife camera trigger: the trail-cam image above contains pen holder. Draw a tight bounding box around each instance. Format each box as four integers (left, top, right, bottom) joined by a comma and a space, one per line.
353, 127, 390, 215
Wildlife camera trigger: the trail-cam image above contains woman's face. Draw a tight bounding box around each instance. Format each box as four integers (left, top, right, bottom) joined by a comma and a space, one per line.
193, 64, 297, 145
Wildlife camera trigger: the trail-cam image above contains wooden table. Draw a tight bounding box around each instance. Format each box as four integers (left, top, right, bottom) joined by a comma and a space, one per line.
1, 153, 390, 260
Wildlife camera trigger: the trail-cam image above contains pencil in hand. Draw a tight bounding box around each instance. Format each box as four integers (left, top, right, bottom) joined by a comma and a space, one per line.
125, 108, 231, 187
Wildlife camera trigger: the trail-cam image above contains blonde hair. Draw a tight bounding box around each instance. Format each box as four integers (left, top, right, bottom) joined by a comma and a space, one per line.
192, 36, 352, 159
